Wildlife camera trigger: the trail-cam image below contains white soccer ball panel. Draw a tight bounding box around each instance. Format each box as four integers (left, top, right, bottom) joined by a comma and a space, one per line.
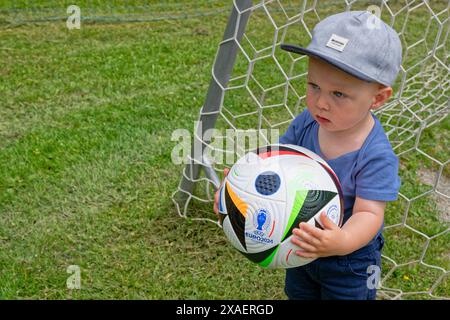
227, 154, 286, 203
270, 235, 316, 268
242, 196, 286, 254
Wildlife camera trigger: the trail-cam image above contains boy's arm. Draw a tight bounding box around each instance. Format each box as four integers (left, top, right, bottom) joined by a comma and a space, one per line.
291, 197, 385, 258
340, 197, 385, 254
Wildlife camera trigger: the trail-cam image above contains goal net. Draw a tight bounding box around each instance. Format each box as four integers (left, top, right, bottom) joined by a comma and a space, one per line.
172, 0, 449, 299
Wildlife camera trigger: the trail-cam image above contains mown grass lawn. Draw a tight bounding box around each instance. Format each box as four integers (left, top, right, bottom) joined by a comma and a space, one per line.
0, 1, 448, 299
0, 6, 290, 299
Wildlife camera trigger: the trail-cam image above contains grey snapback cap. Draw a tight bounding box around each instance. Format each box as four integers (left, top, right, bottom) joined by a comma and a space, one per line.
281, 11, 403, 87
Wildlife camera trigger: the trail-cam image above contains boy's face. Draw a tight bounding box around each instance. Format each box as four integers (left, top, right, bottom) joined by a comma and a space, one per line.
305, 57, 391, 134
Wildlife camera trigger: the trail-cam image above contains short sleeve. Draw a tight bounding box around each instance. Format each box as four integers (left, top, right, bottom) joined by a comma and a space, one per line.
355, 147, 401, 201
279, 110, 310, 144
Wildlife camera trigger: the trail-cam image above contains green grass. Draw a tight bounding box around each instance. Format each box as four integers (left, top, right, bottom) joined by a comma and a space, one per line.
0, 1, 448, 299
0, 4, 288, 299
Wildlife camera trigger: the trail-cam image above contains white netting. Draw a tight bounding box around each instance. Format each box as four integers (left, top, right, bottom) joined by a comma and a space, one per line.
173, 0, 449, 299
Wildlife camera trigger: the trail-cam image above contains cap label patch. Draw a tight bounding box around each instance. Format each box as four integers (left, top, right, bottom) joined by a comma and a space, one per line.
326, 34, 349, 52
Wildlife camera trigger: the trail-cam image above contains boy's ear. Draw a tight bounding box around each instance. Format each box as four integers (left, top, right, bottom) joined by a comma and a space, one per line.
370, 85, 393, 110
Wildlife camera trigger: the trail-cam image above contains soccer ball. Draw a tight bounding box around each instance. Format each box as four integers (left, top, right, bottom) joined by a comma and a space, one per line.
217, 144, 344, 268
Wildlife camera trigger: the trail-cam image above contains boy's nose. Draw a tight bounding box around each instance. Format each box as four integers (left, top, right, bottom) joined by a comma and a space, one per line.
316, 94, 330, 111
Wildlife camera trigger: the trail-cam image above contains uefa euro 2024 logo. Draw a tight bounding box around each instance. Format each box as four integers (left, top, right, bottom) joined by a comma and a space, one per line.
254, 209, 270, 234
244, 208, 274, 245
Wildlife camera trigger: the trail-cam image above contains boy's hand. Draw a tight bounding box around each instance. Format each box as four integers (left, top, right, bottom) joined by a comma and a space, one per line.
291, 211, 350, 258
213, 168, 229, 218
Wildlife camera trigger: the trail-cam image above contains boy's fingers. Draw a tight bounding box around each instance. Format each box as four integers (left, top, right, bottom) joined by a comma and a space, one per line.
293, 228, 320, 246
213, 190, 220, 214
214, 168, 229, 216
214, 189, 219, 201
320, 211, 337, 230
299, 222, 323, 238
291, 236, 317, 253
295, 250, 317, 259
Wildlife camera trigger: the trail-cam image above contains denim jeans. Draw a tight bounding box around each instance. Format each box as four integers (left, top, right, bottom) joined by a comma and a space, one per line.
285, 234, 384, 300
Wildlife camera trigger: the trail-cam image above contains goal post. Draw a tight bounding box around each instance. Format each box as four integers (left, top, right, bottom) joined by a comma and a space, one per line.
173, 0, 253, 220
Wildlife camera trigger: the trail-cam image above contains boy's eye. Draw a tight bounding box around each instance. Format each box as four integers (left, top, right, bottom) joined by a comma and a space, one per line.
309, 83, 319, 90
333, 91, 345, 98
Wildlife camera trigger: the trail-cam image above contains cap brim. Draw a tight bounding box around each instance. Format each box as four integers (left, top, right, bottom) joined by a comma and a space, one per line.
280, 44, 377, 84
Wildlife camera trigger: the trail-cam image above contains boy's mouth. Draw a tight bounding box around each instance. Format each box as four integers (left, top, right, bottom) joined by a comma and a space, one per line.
316, 115, 330, 124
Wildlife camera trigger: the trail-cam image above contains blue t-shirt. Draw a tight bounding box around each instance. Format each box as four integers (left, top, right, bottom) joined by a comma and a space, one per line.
279, 109, 401, 228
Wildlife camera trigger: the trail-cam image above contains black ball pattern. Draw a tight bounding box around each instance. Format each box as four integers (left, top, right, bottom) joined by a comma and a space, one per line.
255, 171, 281, 195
